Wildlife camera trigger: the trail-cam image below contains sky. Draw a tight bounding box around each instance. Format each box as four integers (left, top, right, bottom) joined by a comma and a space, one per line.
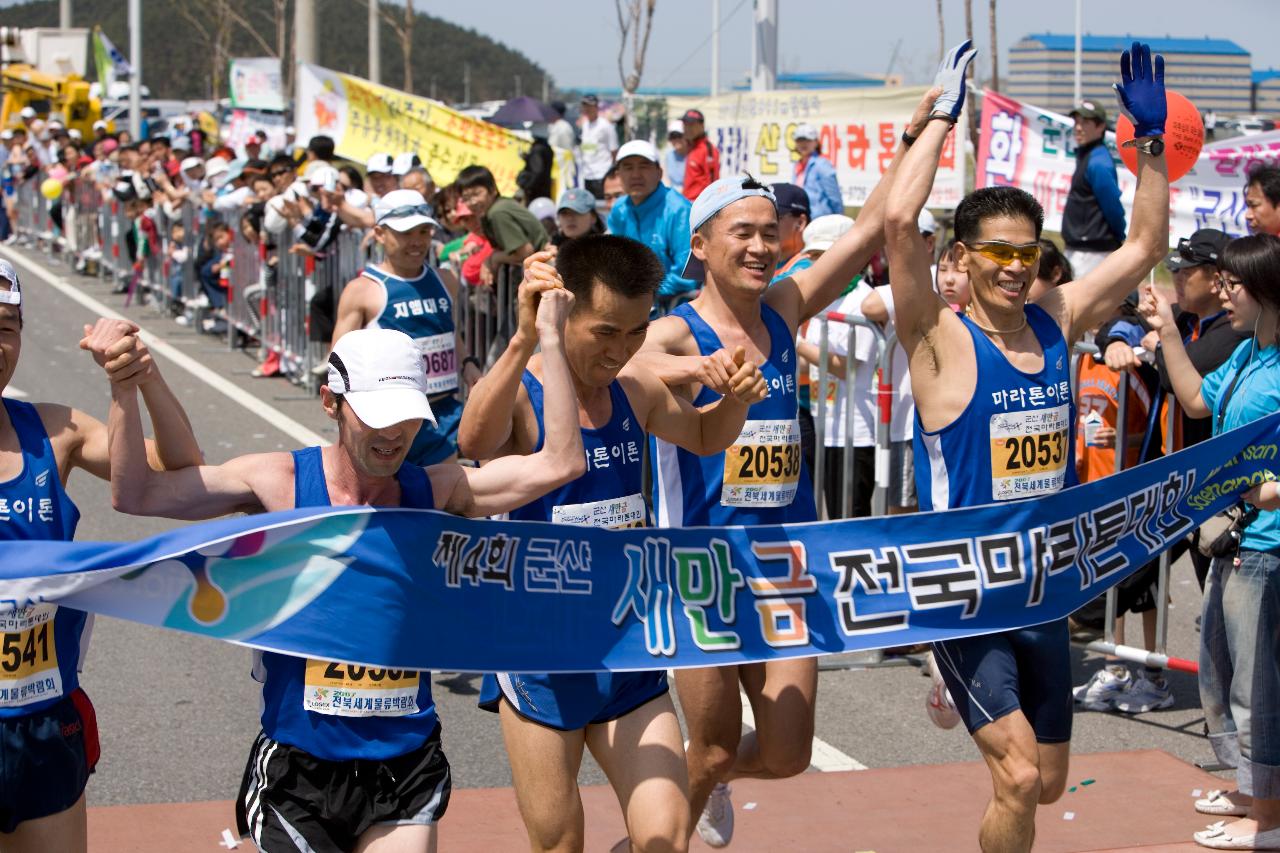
425, 0, 1280, 93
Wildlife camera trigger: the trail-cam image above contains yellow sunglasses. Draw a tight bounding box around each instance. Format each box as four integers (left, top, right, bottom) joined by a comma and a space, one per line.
966, 240, 1042, 267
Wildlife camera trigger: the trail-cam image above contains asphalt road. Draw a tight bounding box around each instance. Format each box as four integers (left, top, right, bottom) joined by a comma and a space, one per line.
0, 243, 1228, 810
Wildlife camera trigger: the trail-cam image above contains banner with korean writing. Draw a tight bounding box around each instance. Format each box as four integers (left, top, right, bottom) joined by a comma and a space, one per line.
294, 64, 573, 197
666, 86, 967, 210
228, 58, 285, 112
976, 89, 1280, 242
0, 415, 1275, 672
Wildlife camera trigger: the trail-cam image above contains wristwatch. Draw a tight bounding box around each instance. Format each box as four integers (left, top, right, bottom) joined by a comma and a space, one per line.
1123, 135, 1165, 156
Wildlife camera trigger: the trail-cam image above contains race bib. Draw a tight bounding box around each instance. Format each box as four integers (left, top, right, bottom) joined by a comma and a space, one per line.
0, 604, 62, 708
303, 659, 421, 718
552, 493, 646, 529
416, 333, 458, 395
989, 404, 1070, 501
721, 419, 803, 508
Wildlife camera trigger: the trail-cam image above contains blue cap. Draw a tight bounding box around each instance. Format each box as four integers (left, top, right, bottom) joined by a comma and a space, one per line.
682, 175, 777, 280
557, 187, 597, 215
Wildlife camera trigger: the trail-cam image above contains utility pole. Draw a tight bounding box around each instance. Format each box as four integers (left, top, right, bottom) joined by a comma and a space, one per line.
514, 74, 522, 98
295, 0, 317, 71
463, 62, 470, 104
128, 0, 140, 139
751, 0, 777, 92
368, 0, 380, 85
542, 75, 549, 103
59, 0, 70, 29
710, 0, 720, 96
430, 75, 437, 100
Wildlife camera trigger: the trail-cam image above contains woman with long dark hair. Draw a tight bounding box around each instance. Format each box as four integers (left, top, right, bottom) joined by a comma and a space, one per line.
1141, 233, 1280, 850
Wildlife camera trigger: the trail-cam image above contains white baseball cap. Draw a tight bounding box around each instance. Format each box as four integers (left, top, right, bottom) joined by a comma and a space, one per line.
794, 123, 819, 141
366, 153, 394, 174
374, 188, 439, 232
92, 120, 108, 131
204, 157, 230, 179
18, 107, 35, 120
918, 208, 937, 235
616, 139, 659, 164
180, 156, 203, 173
326, 328, 436, 430
802, 214, 855, 253
391, 152, 421, 176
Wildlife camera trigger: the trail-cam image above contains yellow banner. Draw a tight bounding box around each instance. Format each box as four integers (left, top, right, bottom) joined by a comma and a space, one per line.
295, 64, 564, 196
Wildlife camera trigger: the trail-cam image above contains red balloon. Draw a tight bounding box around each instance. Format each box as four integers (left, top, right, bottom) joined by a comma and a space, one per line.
1116, 89, 1203, 182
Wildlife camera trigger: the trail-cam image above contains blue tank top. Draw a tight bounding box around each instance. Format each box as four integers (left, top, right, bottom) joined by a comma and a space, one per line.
652, 302, 817, 526
0, 399, 84, 717
361, 264, 458, 397
255, 446, 438, 760
508, 372, 647, 528
914, 303, 1078, 511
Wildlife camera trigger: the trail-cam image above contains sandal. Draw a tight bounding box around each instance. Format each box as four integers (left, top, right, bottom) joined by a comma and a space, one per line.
1198, 790, 1252, 817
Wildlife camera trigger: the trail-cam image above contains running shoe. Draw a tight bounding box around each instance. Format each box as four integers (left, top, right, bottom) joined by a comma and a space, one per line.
925, 652, 961, 729
1112, 672, 1174, 713
697, 783, 734, 848
1072, 667, 1131, 711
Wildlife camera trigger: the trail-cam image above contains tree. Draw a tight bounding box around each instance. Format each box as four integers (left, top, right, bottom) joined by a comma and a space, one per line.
172, 0, 239, 100
614, 0, 657, 135
936, 0, 945, 64
988, 0, 999, 91
384, 0, 416, 93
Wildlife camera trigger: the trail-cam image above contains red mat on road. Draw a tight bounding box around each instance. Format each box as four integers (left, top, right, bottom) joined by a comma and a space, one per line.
87, 750, 1223, 851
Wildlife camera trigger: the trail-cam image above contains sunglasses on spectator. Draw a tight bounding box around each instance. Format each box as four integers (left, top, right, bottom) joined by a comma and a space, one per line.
377, 203, 434, 224
964, 240, 1042, 267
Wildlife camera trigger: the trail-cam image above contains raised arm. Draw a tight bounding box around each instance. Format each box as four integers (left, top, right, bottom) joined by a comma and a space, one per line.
768, 86, 942, 329
1138, 283, 1209, 418
69, 319, 204, 480
620, 346, 766, 455
435, 288, 586, 517
1039, 43, 1170, 342
457, 253, 559, 459
328, 276, 379, 352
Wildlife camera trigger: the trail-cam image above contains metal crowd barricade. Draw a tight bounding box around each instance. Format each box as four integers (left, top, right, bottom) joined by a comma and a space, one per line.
71, 176, 102, 276
1070, 341, 1196, 674
811, 311, 891, 520
452, 262, 518, 377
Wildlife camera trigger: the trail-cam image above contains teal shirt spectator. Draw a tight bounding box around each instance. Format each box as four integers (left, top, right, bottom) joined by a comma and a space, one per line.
1201, 338, 1280, 552
607, 183, 697, 296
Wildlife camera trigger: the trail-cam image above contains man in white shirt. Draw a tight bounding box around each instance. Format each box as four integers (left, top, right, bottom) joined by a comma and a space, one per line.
547, 101, 576, 152
577, 94, 618, 200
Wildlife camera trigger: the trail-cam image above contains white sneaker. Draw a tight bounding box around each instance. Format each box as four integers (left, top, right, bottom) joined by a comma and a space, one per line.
186, 293, 210, 308
697, 783, 734, 848
1073, 667, 1130, 711
174, 315, 190, 326
1112, 672, 1174, 714
925, 652, 961, 729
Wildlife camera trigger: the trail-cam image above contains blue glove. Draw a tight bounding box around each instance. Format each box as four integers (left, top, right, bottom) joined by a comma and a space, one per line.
931, 39, 979, 121
1113, 41, 1166, 138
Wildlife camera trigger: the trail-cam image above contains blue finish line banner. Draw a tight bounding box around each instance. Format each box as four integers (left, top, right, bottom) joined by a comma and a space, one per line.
1, 414, 1277, 672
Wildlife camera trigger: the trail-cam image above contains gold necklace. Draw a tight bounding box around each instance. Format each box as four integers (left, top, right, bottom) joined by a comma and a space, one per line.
967, 312, 1028, 335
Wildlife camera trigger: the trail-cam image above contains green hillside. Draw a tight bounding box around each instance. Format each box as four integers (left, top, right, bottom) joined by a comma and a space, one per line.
0, 0, 549, 103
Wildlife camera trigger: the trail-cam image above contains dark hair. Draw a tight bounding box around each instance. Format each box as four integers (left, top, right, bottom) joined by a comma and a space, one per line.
953, 186, 1044, 244
307, 135, 335, 160
937, 238, 963, 264
1247, 165, 1280, 207
269, 153, 296, 172
338, 165, 363, 191
455, 165, 498, 194
555, 234, 662, 309
603, 165, 620, 183
1221, 233, 1280, 312
1037, 238, 1073, 284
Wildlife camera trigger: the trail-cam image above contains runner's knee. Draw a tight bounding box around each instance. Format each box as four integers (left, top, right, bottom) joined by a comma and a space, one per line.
759, 739, 810, 778
995, 758, 1043, 807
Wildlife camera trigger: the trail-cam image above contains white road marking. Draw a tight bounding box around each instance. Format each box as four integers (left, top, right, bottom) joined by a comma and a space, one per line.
1, 249, 326, 446
738, 689, 867, 772
1, 385, 28, 399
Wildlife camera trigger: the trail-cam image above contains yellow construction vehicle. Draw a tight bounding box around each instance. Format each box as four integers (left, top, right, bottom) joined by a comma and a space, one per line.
0, 27, 103, 136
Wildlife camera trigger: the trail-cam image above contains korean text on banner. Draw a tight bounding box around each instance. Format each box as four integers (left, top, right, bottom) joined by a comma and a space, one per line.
0, 413, 1276, 673
667, 86, 967, 210
976, 89, 1280, 242
295, 64, 573, 197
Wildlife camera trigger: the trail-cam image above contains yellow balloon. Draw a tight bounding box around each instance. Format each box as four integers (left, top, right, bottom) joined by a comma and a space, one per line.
40, 178, 62, 201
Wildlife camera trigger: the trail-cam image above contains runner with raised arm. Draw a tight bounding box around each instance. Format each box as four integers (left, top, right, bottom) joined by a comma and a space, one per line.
629, 85, 940, 848
884, 41, 1170, 852
107, 294, 585, 853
